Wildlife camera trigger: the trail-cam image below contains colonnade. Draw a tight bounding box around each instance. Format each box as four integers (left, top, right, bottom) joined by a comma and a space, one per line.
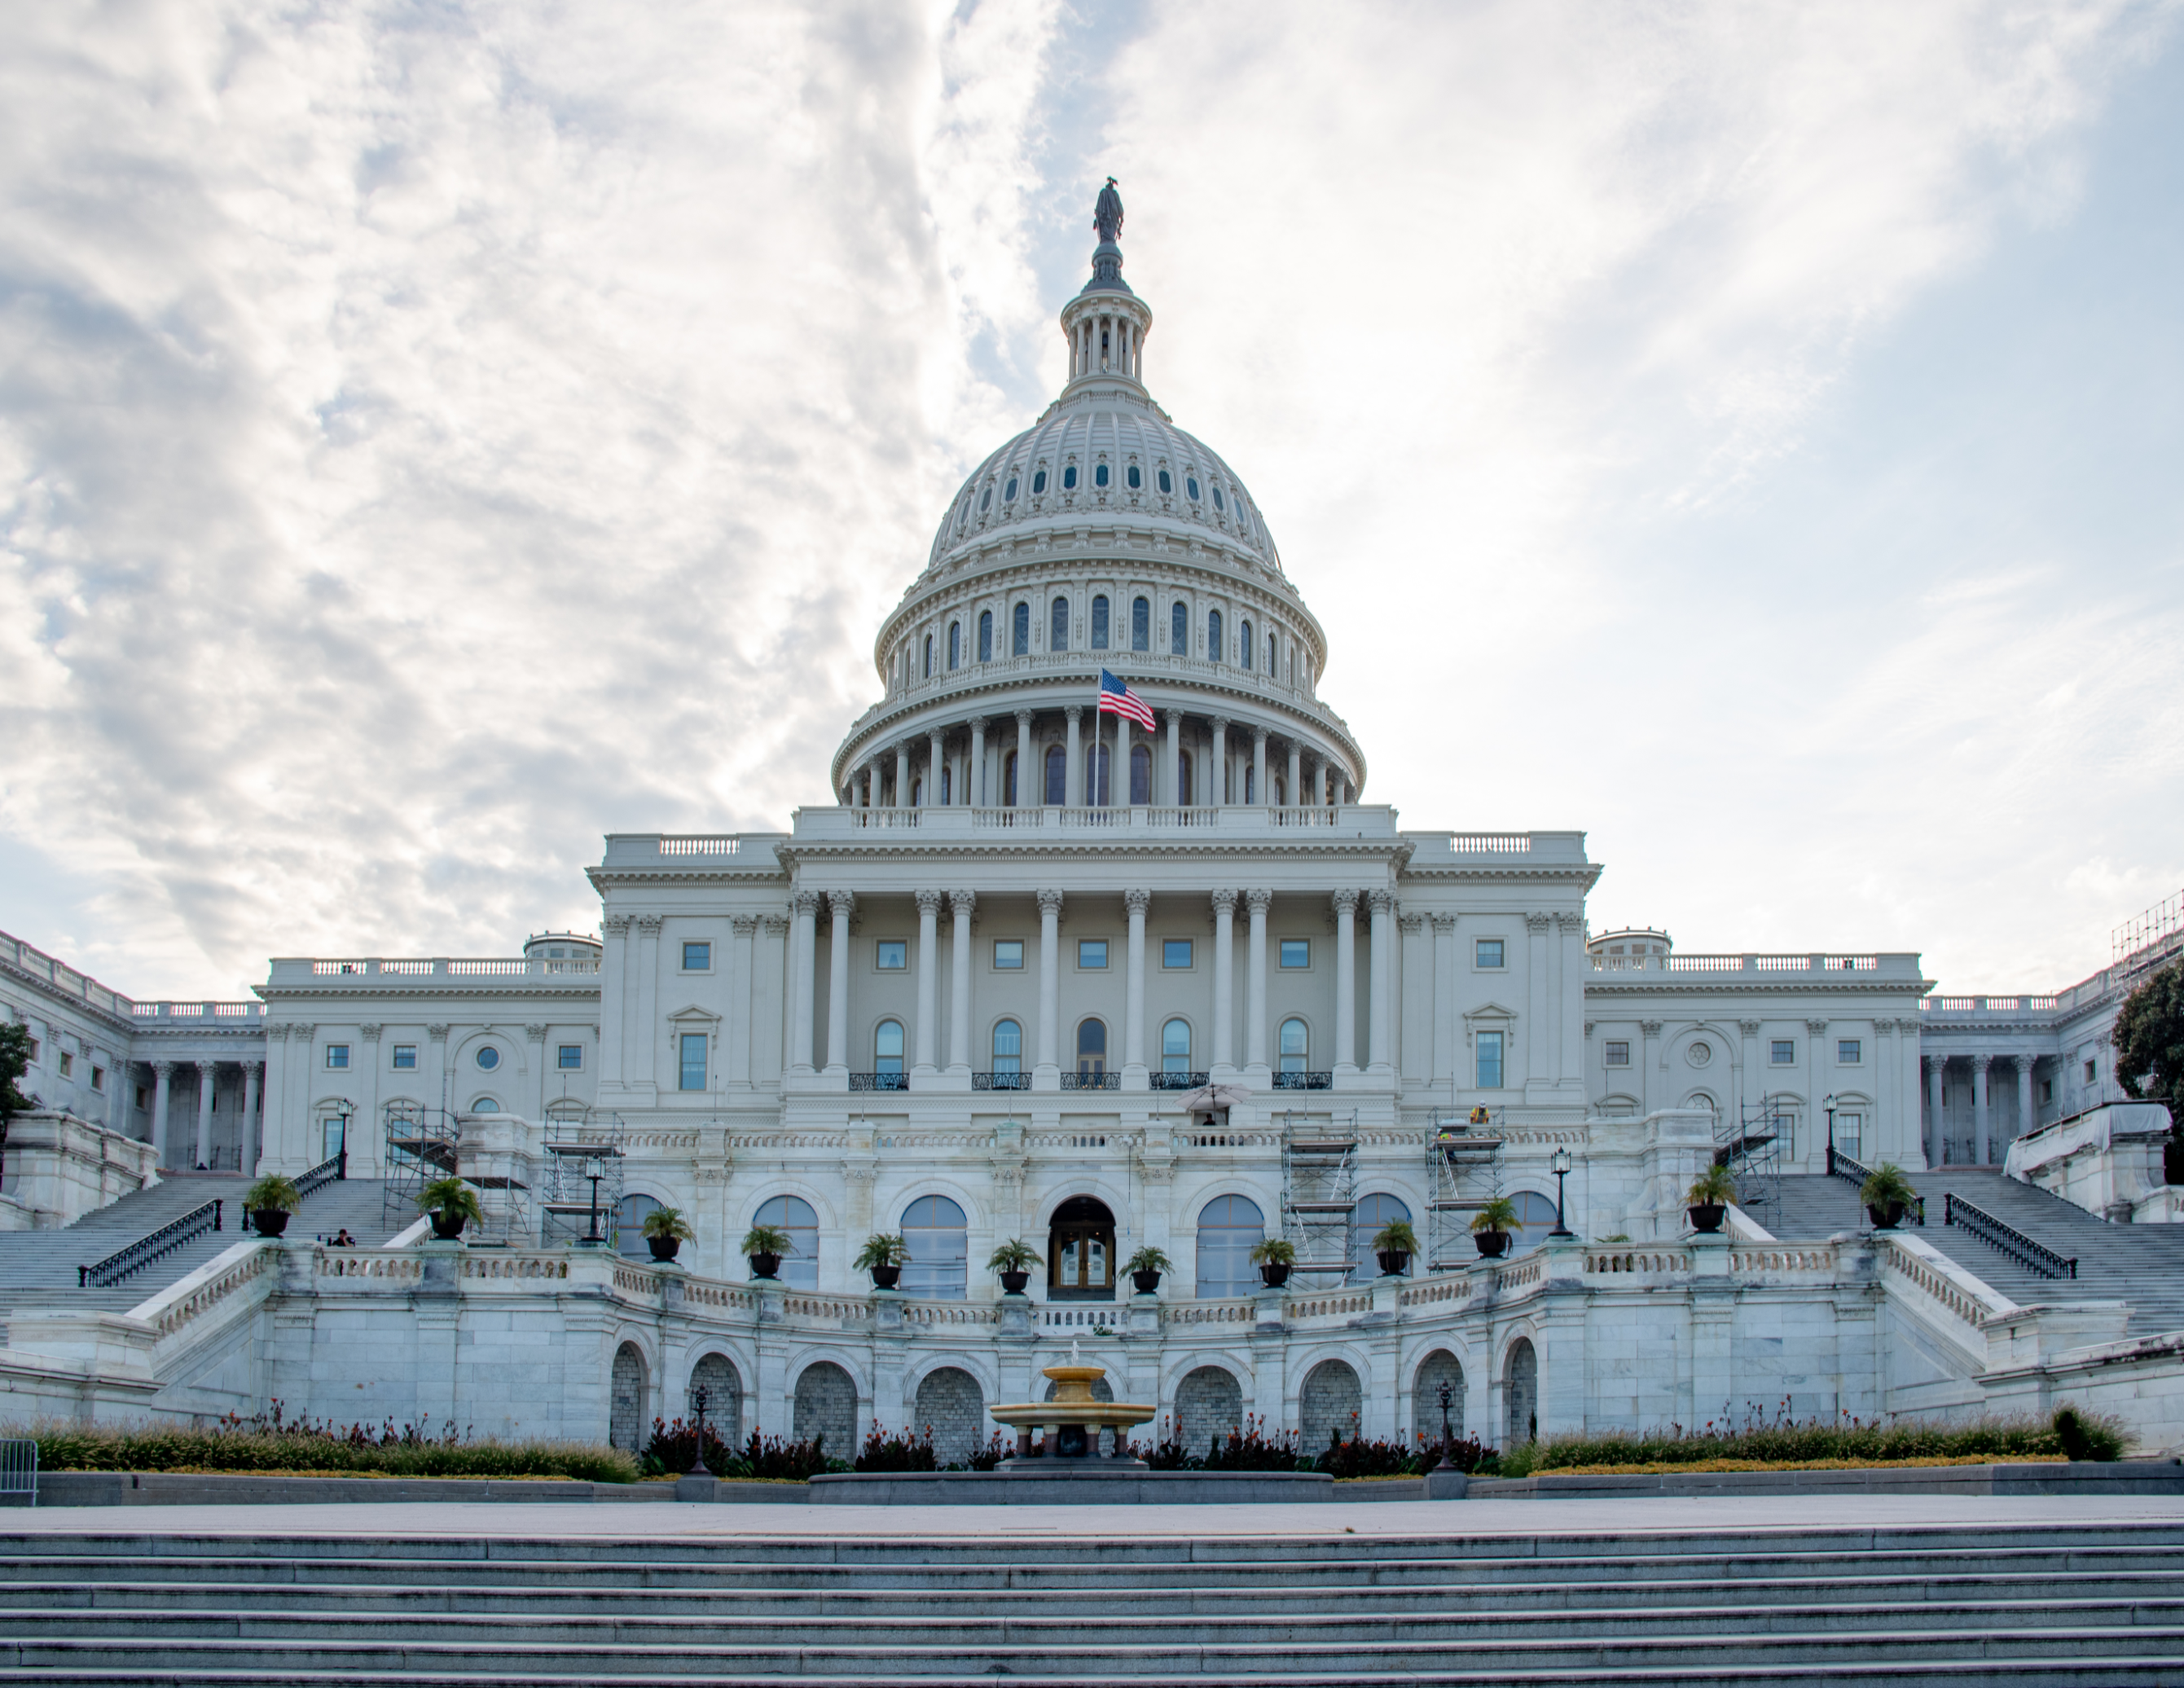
1923, 1051, 2040, 1167
139, 1057, 264, 1171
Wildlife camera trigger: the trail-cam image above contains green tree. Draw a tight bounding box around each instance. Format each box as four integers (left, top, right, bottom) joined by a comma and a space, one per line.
0, 1022, 35, 1179
2113, 960, 2184, 1123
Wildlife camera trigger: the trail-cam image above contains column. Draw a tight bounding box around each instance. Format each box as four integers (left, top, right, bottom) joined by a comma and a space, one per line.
634, 916, 662, 1089
1314, 758, 1328, 807
1286, 741, 1302, 809
1110, 710, 1126, 807
240, 1061, 263, 1177
1035, 890, 1063, 1084
2015, 1053, 2036, 1145
1431, 916, 1457, 1095
1210, 718, 1229, 805
1244, 889, 1272, 1073
728, 917, 756, 1086
860, 758, 874, 807
824, 891, 854, 1075
1639, 1021, 1661, 1114
948, 890, 975, 1073
150, 1060, 174, 1167
914, 890, 942, 1075
926, 730, 943, 807
1368, 890, 1395, 1073
1164, 710, 1182, 807
1333, 891, 1358, 1075
1123, 889, 1149, 1084
1251, 729, 1268, 806
1015, 711, 1033, 807
1211, 890, 1237, 1073
894, 743, 911, 809
969, 718, 987, 807
1972, 1055, 1990, 1166
1064, 707, 1083, 807
1926, 1054, 1947, 1167
789, 890, 820, 1074
191, 1062, 215, 1167
1524, 914, 1550, 1090
599, 915, 631, 1085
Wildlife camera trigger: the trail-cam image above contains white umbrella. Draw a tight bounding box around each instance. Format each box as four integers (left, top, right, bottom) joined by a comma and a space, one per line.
1175, 1083, 1254, 1114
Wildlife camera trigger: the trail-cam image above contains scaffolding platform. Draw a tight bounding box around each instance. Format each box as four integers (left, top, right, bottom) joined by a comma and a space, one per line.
539, 1109, 627, 1247
1280, 1112, 1357, 1277
1427, 1108, 1504, 1272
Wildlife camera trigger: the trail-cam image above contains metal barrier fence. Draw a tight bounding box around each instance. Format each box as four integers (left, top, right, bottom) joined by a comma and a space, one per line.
0, 1441, 37, 1506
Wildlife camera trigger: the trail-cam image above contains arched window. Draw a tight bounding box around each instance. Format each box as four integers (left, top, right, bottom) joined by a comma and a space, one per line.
614, 1193, 662, 1259
1158, 468, 1173, 494
1351, 1192, 1413, 1282
1127, 464, 1141, 490
1032, 468, 1048, 495
939, 764, 951, 805
1195, 1193, 1263, 1298
1212, 484, 1226, 512
1049, 1195, 1115, 1296
978, 610, 992, 662
1094, 462, 1110, 488
1506, 1191, 1563, 1259
991, 1019, 1022, 1078
979, 486, 991, 512
469, 1097, 500, 1114
1132, 596, 1149, 651
754, 1193, 819, 1290
1004, 475, 1018, 502
1207, 609, 1222, 662
1044, 744, 1066, 805
901, 1194, 968, 1299
1013, 601, 1030, 655
1186, 475, 1201, 501
922, 635, 933, 679
1162, 1018, 1193, 1076
1240, 619, 1253, 667
947, 622, 960, 670
1062, 464, 1079, 490
1130, 743, 1150, 804
1279, 1018, 1308, 1075
1171, 601, 1188, 655
874, 1020, 905, 1079
1243, 764, 1255, 803
1051, 596, 1070, 652
1091, 595, 1110, 650
1076, 1018, 1107, 1078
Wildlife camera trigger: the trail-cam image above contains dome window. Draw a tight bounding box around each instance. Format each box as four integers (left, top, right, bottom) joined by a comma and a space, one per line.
1013, 601, 1030, 656
1186, 477, 1201, 501
948, 622, 961, 670
980, 487, 992, 512
1094, 463, 1110, 488
978, 610, 993, 662
1063, 465, 1079, 490
1051, 596, 1070, 652
1091, 595, 1110, 650
1158, 469, 1172, 494
1132, 596, 1149, 652
1127, 465, 1141, 490
1208, 609, 1222, 662
1032, 469, 1048, 495
1171, 601, 1187, 656
1212, 486, 1225, 512
1004, 477, 1018, 502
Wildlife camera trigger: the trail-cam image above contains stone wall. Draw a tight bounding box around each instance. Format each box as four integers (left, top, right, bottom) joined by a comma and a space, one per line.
1299, 1358, 1362, 1453
1174, 1365, 1242, 1458
914, 1366, 986, 1465
794, 1361, 859, 1459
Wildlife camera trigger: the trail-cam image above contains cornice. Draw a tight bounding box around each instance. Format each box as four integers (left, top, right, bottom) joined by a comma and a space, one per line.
776, 837, 1417, 866
1583, 978, 1933, 998
0, 957, 138, 1036
257, 982, 604, 1004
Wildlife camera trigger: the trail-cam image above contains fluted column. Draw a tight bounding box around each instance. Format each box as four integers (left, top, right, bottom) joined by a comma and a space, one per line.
2015, 1053, 2037, 1143
1164, 710, 1182, 806
926, 730, 943, 807
1368, 889, 1395, 1073
1035, 890, 1064, 1084
1065, 707, 1082, 807
240, 1061, 263, 1177
969, 718, 987, 807
1972, 1054, 1991, 1166
1332, 891, 1358, 1074
193, 1062, 216, 1168
1252, 729, 1268, 807
894, 743, 911, 810
1285, 742, 1301, 808
149, 1061, 173, 1166
1245, 888, 1271, 1072
1926, 1053, 1948, 1167
914, 890, 942, 1075
1015, 711, 1033, 807
789, 890, 820, 1074
1315, 758, 1328, 806
1211, 889, 1237, 1073
1123, 889, 1150, 1086
948, 890, 975, 1073
1210, 718, 1229, 805
824, 890, 855, 1075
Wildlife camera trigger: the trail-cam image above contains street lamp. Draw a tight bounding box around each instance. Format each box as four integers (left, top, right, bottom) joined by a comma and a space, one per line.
582, 1155, 606, 1246
689, 1383, 714, 1479
1824, 1094, 1838, 1173
1548, 1146, 1575, 1238
1431, 1378, 1456, 1472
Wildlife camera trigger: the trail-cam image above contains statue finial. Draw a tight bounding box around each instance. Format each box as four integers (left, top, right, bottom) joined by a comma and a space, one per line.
1093, 178, 1123, 246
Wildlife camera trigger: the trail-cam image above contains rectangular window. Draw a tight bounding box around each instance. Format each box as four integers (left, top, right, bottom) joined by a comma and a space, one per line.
993, 939, 1026, 970
1835, 1112, 1864, 1159
682, 941, 710, 970
558, 1044, 583, 1070
134, 1085, 147, 1110
1163, 938, 1193, 969
25, 1039, 37, 1064
1476, 1031, 1505, 1089
91, 1066, 105, 1091
2085, 1057, 2097, 1084
1837, 1039, 1862, 1065
1603, 1040, 1630, 1067
1771, 1040, 1795, 1064
876, 939, 907, 970
392, 1044, 418, 1070
1279, 939, 1311, 969
1078, 939, 1109, 969
1475, 939, 1505, 969
324, 1045, 349, 1070
58, 1052, 74, 1078
2041, 1079, 2054, 1105
679, 1032, 708, 1092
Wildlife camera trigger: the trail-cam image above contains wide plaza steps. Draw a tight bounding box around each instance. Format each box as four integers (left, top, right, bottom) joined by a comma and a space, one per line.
2, 1519, 2183, 1683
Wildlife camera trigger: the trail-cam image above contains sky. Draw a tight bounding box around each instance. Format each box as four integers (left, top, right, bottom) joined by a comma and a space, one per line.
2, 0, 2180, 1004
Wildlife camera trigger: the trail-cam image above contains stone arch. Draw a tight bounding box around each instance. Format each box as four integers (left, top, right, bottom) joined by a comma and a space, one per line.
915, 1366, 987, 1466
1173, 1365, 1242, 1459
1413, 1349, 1465, 1446
609, 1341, 648, 1452
1299, 1357, 1363, 1453
688, 1352, 741, 1447
793, 1360, 859, 1459
1505, 1336, 1538, 1448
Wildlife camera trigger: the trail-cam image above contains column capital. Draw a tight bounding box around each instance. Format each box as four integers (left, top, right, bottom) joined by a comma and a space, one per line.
1555, 911, 1585, 934
241, 1059, 264, 1076
359, 1023, 384, 1042
949, 889, 978, 919
635, 913, 665, 934
152, 1059, 176, 1076
1124, 888, 1153, 917
1737, 1019, 1763, 1035
1037, 888, 1066, 917
730, 915, 758, 937
1926, 1050, 1950, 1069
1251, 726, 1268, 747
1330, 888, 1359, 916
1641, 1021, 1663, 1038
1369, 889, 1396, 917
916, 890, 945, 917
1398, 913, 1424, 935
2012, 1051, 2036, 1072
1430, 913, 1457, 935
601, 914, 631, 936
1065, 705, 1083, 724
968, 714, 988, 732
427, 1024, 450, 1043
1015, 708, 1035, 728
524, 1023, 547, 1043
1209, 715, 1231, 733
826, 888, 857, 920
1524, 911, 1552, 932
1245, 887, 1272, 916
759, 914, 790, 937
1211, 888, 1238, 917
265, 1024, 291, 1042
1804, 1018, 1829, 1035
792, 889, 823, 917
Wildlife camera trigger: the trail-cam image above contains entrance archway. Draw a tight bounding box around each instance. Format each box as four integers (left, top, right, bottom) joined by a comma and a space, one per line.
1048, 1196, 1116, 1299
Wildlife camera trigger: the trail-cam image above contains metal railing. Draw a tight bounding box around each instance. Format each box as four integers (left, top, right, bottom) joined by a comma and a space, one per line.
0, 1440, 35, 1507
1150, 1070, 1210, 1091
1061, 1071, 1120, 1092
848, 1072, 910, 1092
1827, 1145, 1924, 1224
295, 1149, 346, 1199
970, 1071, 1031, 1091
1273, 1070, 1334, 1091
80, 1199, 222, 1288
1945, 1191, 2077, 1279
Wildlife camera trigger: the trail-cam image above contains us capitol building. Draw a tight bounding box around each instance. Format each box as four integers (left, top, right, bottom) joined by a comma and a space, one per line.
5, 186, 2182, 1460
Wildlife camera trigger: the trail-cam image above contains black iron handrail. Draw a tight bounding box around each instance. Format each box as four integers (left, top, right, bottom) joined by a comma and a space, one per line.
80, 1199, 222, 1289
970, 1071, 1031, 1091
1828, 1145, 1925, 1224
1274, 1070, 1334, 1091
1061, 1071, 1119, 1091
1945, 1191, 2076, 1279
296, 1149, 347, 1198
1150, 1070, 1210, 1091
848, 1072, 910, 1092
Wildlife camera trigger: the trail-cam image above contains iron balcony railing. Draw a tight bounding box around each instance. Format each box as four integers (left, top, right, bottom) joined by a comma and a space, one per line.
1945, 1191, 2077, 1280
1061, 1071, 1120, 1092
1274, 1070, 1334, 1091
971, 1071, 1031, 1091
80, 1198, 222, 1288
1150, 1070, 1211, 1091
848, 1072, 910, 1092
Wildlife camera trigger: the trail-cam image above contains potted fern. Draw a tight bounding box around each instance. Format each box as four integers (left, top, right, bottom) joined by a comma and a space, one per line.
987, 1238, 1041, 1295
642, 1206, 695, 1262
1861, 1163, 1918, 1231
416, 1176, 481, 1242
1470, 1195, 1519, 1259
855, 1232, 911, 1289
1125, 1245, 1171, 1295
1250, 1236, 1296, 1289
740, 1223, 791, 1280
241, 1173, 302, 1238
1370, 1217, 1418, 1276
1686, 1163, 1737, 1233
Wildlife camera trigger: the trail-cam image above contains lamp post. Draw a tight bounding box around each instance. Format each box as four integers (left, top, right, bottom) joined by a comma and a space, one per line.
689, 1383, 714, 1480
1548, 1146, 1575, 1238
1431, 1378, 1456, 1471
1824, 1093, 1838, 1174
582, 1156, 605, 1246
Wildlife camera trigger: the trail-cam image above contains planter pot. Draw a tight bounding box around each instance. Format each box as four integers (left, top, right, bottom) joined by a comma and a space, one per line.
428, 1211, 467, 1242
1687, 1202, 1726, 1234
870, 1264, 903, 1290
647, 1236, 682, 1262
1375, 1249, 1411, 1277
250, 1209, 291, 1238
1473, 1230, 1510, 1259
748, 1251, 781, 1280
1866, 1200, 1906, 1231
1258, 1262, 1291, 1288
1131, 1268, 1162, 1295
998, 1268, 1030, 1295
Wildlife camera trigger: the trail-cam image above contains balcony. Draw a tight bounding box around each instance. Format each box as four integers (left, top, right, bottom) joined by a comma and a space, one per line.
1920, 995, 2062, 1017
1150, 1070, 1210, 1091
849, 1072, 911, 1092
971, 1071, 1032, 1091
1061, 1071, 1120, 1092
1273, 1070, 1334, 1091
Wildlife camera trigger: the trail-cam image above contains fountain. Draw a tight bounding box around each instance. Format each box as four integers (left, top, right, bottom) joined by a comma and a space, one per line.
988, 1340, 1157, 1462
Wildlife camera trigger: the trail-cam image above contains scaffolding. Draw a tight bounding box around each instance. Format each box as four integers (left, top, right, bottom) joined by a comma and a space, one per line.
1426, 1106, 1505, 1273
381, 1100, 458, 1237
538, 1107, 626, 1248
1279, 1110, 1358, 1278
1718, 1097, 1790, 1226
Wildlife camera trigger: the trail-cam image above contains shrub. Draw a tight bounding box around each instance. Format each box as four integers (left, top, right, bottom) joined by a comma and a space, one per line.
1687, 1163, 1738, 1206
986, 1239, 1041, 1273
740, 1224, 792, 1257
966, 1431, 1009, 1471
1860, 1163, 1918, 1209
240, 1174, 303, 1215
1201, 1414, 1305, 1472
641, 1207, 695, 1242
855, 1422, 939, 1472
415, 1177, 482, 1222
718, 1430, 841, 1481
1369, 1219, 1419, 1254
1470, 1196, 1518, 1234
643, 1416, 732, 1476
854, 1233, 910, 1270
1124, 1246, 1172, 1274
1247, 1237, 1296, 1266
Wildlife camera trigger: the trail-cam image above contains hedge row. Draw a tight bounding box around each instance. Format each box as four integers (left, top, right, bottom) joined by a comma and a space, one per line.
17, 1417, 639, 1484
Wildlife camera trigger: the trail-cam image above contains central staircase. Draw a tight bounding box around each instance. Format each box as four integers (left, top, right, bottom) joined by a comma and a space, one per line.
0, 1517, 2182, 1683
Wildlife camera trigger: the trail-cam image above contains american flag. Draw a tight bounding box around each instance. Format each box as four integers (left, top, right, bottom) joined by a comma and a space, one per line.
1097, 670, 1155, 729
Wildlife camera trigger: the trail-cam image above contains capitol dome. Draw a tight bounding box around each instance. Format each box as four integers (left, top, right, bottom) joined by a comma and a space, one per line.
833, 182, 1363, 811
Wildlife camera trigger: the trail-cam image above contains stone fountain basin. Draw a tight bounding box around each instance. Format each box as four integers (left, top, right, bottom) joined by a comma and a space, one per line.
988, 1402, 1158, 1431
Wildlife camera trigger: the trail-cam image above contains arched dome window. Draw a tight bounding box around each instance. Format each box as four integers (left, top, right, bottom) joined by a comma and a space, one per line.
1004, 750, 1018, 807
1265, 632, 1276, 674
1186, 476, 1201, 501
947, 622, 960, 670
1062, 465, 1079, 490
1032, 468, 1048, 495
1013, 601, 1030, 656
1044, 745, 1066, 805
1076, 1018, 1107, 1079
1004, 476, 1018, 501
923, 635, 933, 679
874, 1020, 905, 1079
1241, 619, 1253, 668
1127, 465, 1141, 490
1132, 597, 1149, 651
1171, 601, 1187, 656
1051, 596, 1070, 653
1158, 468, 1172, 494
1195, 1194, 1263, 1299
1094, 463, 1110, 488
1084, 741, 1110, 807
978, 610, 992, 662
1091, 595, 1110, 651
1212, 485, 1225, 512
754, 1194, 818, 1289
979, 486, 991, 512
900, 1194, 968, 1299
1162, 1018, 1192, 1075
1207, 609, 1222, 663
1175, 753, 1193, 806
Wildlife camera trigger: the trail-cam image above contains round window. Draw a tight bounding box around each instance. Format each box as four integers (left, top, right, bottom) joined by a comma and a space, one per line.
1063, 465, 1079, 490
1004, 477, 1018, 501
1032, 469, 1047, 495
1686, 1041, 1713, 1068
477, 1046, 500, 1070
1186, 477, 1201, 501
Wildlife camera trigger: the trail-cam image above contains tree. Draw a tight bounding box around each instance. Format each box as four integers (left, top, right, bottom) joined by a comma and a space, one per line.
2113, 959, 2184, 1126
0, 1022, 35, 1180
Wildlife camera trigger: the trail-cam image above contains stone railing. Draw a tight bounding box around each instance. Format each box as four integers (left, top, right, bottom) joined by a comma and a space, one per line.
1880, 1234, 2013, 1331
131, 1000, 266, 1025
1399, 1277, 1474, 1309
133, 1240, 277, 1343
0, 928, 134, 1022
319, 1251, 424, 1281
1289, 1291, 1371, 1321
727, 1132, 853, 1152
1589, 952, 1922, 978
1728, 1246, 1838, 1276
0, 1112, 162, 1228
904, 1301, 999, 1326
1584, 1249, 1690, 1276
1167, 1299, 1255, 1325
1921, 995, 2062, 1015
268, 956, 601, 984
798, 805, 1400, 842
